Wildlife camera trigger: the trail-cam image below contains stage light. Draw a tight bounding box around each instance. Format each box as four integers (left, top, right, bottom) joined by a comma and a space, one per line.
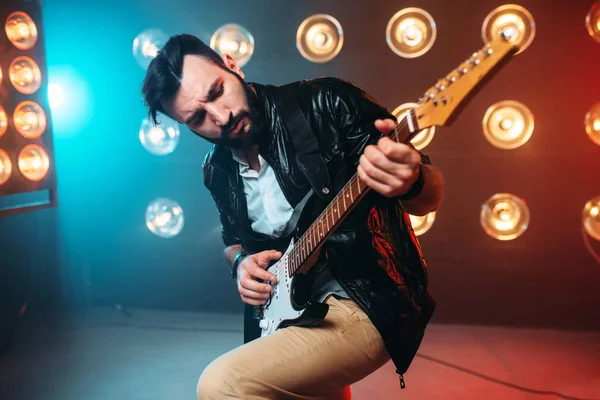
18, 144, 49, 182
482, 100, 534, 149
583, 196, 600, 241
146, 198, 185, 239
4, 11, 37, 51
13, 101, 46, 139
296, 14, 344, 63
386, 8, 436, 58
482, 4, 535, 54
584, 103, 600, 146
586, 1, 600, 43
0, 149, 12, 186
409, 212, 436, 236
481, 193, 530, 241
8, 56, 41, 95
0, 107, 7, 138
0, 65, 3, 85
210, 24, 255, 67
392, 102, 435, 150
47, 83, 65, 110
139, 116, 180, 156
133, 29, 168, 69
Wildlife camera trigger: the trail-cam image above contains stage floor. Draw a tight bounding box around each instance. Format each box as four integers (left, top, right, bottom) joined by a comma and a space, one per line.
1, 307, 599, 400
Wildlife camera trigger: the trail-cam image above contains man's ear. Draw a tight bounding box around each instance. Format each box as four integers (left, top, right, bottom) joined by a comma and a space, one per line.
222, 54, 245, 80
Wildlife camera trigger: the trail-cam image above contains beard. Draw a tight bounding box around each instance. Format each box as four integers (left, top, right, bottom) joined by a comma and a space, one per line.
205, 72, 264, 150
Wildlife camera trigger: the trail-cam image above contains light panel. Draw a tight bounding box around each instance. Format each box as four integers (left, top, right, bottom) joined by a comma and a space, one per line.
386, 7, 436, 58
296, 14, 344, 63
481, 193, 530, 241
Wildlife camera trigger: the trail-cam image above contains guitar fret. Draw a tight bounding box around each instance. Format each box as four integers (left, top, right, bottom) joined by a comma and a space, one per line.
356, 176, 361, 195
290, 256, 294, 276
318, 219, 322, 240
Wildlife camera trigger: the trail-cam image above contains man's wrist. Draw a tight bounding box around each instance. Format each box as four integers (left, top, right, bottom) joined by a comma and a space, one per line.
397, 163, 425, 201
231, 250, 249, 279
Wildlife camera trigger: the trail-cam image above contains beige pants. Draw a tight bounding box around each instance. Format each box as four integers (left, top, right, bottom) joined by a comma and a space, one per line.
196, 295, 391, 399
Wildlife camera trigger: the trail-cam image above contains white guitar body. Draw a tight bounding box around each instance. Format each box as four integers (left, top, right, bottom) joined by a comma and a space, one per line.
258, 239, 328, 337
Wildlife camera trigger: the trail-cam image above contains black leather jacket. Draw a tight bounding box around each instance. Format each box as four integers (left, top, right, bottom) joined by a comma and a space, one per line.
202, 77, 436, 384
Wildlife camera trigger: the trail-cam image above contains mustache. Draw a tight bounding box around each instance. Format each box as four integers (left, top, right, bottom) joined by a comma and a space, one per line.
221, 111, 250, 138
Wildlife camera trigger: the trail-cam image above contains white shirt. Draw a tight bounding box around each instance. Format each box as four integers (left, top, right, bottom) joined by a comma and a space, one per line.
231, 149, 294, 238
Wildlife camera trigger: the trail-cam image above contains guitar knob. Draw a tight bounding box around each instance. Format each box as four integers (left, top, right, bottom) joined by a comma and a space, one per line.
259, 319, 270, 330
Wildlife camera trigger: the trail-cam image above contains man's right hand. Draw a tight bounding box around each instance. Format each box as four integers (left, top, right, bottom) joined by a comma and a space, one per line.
236, 250, 281, 305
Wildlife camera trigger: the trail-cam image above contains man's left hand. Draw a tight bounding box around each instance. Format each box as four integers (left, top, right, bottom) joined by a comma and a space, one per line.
357, 118, 422, 198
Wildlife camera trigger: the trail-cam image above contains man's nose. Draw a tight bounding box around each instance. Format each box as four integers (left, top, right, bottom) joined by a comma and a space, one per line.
205, 103, 230, 127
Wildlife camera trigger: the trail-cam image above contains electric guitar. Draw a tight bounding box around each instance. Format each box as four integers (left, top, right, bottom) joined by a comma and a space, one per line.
256, 34, 520, 337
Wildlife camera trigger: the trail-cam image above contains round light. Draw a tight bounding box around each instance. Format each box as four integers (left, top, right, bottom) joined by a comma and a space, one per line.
146, 198, 185, 239
210, 24, 255, 68
139, 116, 180, 156
297, 14, 344, 63
13, 101, 47, 139
0, 65, 3, 86
48, 83, 65, 110
482, 4, 535, 55
392, 102, 435, 150
9, 56, 42, 95
0, 149, 12, 186
409, 211, 436, 236
5, 11, 38, 50
480, 193, 530, 240
18, 144, 50, 182
584, 103, 600, 146
0, 106, 7, 138
583, 195, 600, 241
386, 8, 436, 58
133, 29, 168, 69
482, 100, 534, 149
586, 2, 600, 43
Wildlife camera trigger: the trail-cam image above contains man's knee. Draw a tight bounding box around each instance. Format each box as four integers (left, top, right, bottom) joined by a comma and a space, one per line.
196, 357, 235, 400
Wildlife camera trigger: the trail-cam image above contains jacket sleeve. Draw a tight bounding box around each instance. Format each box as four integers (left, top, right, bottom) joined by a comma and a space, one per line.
202, 152, 241, 247
328, 79, 431, 166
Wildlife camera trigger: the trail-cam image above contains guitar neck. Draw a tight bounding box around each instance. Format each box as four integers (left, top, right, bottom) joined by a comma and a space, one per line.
287, 112, 418, 276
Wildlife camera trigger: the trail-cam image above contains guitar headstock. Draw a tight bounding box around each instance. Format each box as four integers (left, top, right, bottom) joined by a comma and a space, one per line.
413, 34, 519, 130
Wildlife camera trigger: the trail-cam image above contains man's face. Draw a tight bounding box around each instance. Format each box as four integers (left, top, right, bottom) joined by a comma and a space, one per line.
161, 54, 261, 149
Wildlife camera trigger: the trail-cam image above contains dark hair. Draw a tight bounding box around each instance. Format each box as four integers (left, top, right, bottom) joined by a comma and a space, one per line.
141, 34, 226, 125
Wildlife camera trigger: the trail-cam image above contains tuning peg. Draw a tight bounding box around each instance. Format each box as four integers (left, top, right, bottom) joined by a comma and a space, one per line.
500, 30, 513, 42
484, 48, 494, 57
446, 76, 457, 84
457, 67, 468, 75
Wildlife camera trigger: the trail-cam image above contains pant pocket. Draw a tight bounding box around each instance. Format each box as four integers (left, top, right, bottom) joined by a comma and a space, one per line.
327, 296, 365, 322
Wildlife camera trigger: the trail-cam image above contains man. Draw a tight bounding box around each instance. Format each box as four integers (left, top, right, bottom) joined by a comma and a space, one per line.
142, 34, 444, 399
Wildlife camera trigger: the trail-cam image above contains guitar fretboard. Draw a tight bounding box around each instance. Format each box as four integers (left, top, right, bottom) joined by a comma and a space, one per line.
286, 111, 417, 277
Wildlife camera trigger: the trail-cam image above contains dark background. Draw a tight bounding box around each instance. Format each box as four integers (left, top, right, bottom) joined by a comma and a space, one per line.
1, 0, 599, 331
